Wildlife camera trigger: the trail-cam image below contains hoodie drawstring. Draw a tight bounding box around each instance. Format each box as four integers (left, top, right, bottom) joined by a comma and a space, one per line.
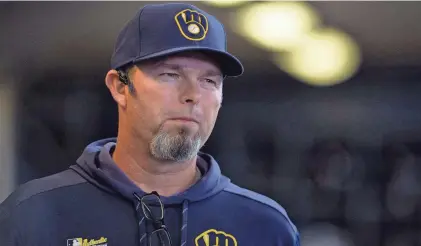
134, 193, 189, 246
180, 200, 189, 246
134, 196, 148, 246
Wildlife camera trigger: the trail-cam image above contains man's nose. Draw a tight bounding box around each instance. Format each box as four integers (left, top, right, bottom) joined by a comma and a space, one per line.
180, 81, 201, 105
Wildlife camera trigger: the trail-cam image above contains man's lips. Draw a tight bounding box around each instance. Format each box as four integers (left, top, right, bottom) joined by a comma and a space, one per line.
167, 117, 199, 123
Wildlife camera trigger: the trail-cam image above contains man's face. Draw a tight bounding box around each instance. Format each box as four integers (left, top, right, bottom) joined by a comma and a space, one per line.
125, 52, 223, 162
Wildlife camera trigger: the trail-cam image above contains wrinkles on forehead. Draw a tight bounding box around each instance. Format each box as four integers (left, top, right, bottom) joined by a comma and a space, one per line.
136, 52, 223, 77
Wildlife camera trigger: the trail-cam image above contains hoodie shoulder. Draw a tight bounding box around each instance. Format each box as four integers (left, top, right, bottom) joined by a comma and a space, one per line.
1, 169, 86, 208
223, 183, 299, 245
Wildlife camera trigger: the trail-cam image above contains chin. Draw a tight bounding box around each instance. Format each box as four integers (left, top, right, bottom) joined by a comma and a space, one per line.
164, 124, 195, 134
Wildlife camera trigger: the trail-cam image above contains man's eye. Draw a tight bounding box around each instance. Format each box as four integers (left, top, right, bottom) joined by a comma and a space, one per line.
204, 79, 217, 85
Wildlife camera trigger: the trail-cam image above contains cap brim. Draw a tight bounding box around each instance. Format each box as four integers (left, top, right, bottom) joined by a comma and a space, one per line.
132, 47, 244, 77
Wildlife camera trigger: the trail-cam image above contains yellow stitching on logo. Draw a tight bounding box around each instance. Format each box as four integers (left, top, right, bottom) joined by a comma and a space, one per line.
195, 229, 237, 246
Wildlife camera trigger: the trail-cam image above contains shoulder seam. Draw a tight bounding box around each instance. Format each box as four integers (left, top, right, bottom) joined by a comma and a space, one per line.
222, 188, 284, 214
222, 186, 299, 236
14, 179, 87, 209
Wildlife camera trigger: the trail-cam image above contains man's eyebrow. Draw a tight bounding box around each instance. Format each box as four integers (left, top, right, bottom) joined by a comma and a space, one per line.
201, 70, 223, 78
152, 62, 223, 77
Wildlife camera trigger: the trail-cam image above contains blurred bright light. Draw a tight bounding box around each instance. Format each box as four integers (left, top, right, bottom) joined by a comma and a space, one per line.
202, 0, 247, 8
274, 28, 361, 87
233, 2, 320, 51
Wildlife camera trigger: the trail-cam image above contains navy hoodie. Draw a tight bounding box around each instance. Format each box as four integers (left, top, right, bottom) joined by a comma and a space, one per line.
0, 138, 299, 246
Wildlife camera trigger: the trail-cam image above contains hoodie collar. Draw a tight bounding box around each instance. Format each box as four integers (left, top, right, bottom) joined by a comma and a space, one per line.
72, 138, 231, 204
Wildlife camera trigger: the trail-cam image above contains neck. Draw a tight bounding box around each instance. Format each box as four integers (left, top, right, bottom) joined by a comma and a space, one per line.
112, 134, 200, 197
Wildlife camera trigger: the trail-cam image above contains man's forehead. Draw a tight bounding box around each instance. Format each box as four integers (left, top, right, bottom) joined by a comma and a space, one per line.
141, 52, 222, 75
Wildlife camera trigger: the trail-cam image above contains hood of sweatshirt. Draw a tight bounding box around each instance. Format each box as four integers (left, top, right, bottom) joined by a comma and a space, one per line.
70, 138, 231, 246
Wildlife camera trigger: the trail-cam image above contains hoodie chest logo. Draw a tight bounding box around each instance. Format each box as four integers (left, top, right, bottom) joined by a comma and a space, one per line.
67, 237, 108, 246
195, 229, 237, 246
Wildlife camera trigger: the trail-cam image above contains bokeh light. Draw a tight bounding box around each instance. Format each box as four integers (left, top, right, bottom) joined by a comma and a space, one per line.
274, 28, 361, 86
202, 0, 247, 8
233, 2, 320, 51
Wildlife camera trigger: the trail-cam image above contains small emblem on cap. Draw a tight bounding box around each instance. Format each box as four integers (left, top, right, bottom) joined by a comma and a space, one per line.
188, 23, 200, 34
175, 9, 208, 41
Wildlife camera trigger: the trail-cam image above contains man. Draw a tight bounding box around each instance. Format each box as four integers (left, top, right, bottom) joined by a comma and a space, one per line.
0, 3, 299, 246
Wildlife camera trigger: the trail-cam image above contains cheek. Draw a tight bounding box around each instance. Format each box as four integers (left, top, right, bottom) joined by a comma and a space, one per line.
128, 91, 162, 129
214, 92, 223, 111
127, 98, 148, 129
202, 94, 222, 126
151, 82, 179, 105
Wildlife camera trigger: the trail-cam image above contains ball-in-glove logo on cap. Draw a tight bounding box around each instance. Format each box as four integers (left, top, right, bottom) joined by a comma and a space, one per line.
175, 9, 209, 41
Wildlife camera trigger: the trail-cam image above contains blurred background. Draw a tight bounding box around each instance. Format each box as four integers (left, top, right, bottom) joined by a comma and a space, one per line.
2, 1, 421, 245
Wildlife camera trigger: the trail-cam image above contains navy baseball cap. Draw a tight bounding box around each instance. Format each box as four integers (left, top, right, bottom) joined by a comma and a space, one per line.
110, 3, 244, 77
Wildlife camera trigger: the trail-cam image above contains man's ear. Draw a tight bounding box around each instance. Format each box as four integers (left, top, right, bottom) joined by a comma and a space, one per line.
105, 69, 127, 108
